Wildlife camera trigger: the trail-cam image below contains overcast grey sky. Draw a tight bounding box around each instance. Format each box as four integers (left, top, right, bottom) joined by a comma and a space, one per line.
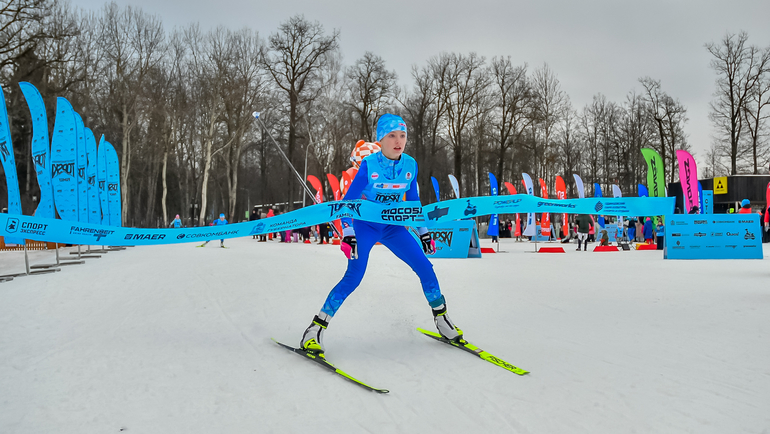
71, 0, 770, 163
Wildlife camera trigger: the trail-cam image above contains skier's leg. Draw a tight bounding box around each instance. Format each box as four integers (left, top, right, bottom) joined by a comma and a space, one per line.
379, 226, 463, 341
302, 221, 382, 352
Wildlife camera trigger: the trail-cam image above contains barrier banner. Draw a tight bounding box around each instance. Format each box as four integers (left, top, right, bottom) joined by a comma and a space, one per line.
19, 82, 54, 219
0, 84, 24, 244
665, 214, 762, 259
1, 196, 675, 247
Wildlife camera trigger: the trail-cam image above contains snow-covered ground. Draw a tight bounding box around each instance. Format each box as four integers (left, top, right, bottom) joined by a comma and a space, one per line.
1, 237, 769, 433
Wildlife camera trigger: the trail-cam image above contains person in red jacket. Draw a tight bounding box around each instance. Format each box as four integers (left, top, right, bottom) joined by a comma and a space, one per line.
738, 199, 752, 214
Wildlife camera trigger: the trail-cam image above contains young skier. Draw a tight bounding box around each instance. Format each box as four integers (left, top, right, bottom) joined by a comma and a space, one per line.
198, 213, 228, 248
300, 114, 462, 354
170, 214, 183, 228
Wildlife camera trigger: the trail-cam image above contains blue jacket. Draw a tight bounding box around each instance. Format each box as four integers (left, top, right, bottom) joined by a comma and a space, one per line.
643, 220, 653, 239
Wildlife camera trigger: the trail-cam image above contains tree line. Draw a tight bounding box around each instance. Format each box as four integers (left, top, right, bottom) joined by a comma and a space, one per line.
1, 0, 768, 227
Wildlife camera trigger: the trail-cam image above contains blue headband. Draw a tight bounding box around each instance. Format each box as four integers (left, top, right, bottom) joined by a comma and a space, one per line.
376, 114, 407, 142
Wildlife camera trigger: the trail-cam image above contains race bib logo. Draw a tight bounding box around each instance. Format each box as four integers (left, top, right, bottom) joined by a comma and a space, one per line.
371, 172, 379, 180
405, 172, 412, 180
375, 193, 401, 203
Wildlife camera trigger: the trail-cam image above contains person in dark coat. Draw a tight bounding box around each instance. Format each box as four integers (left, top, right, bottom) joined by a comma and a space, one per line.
643, 217, 654, 244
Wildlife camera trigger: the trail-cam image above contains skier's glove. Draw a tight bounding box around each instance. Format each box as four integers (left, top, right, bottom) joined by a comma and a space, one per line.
341, 235, 358, 260
420, 232, 436, 255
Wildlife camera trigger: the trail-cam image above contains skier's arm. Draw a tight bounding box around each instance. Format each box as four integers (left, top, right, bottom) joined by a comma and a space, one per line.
340, 160, 370, 236
404, 168, 430, 237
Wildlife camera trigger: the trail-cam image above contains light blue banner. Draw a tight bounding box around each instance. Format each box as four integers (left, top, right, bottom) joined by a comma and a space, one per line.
0, 85, 24, 244
638, 184, 648, 198
487, 172, 499, 237
665, 214, 762, 259
431, 176, 440, 202
19, 82, 54, 220
702, 191, 713, 214
85, 128, 100, 224
105, 141, 121, 226
0, 196, 676, 247
97, 135, 108, 225
51, 97, 78, 222
74, 112, 88, 222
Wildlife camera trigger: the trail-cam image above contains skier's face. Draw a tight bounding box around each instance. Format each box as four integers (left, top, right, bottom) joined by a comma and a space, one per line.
379, 130, 407, 160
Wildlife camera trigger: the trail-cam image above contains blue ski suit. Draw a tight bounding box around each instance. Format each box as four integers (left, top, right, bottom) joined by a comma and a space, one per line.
321, 152, 444, 317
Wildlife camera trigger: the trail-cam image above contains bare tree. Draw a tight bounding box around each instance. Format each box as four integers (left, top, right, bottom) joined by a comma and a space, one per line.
742, 47, 770, 173
101, 3, 166, 224
439, 52, 489, 195
345, 51, 397, 141
706, 31, 770, 174
489, 57, 534, 182
261, 15, 338, 206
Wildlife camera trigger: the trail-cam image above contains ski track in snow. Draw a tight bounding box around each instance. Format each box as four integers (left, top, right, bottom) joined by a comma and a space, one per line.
1, 238, 769, 433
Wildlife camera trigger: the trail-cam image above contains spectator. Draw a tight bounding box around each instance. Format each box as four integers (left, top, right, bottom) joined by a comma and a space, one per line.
598, 229, 609, 246
627, 217, 636, 243
250, 206, 260, 239
643, 217, 654, 244
575, 214, 592, 251
169, 214, 183, 228
655, 220, 665, 250
738, 199, 752, 214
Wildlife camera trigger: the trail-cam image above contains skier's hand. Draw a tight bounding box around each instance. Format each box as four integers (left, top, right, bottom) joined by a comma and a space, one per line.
341, 235, 358, 260
420, 232, 436, 255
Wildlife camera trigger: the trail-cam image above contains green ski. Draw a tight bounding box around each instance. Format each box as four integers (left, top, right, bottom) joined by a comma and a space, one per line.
272, 338, 389, 394
417, 328, 529, 376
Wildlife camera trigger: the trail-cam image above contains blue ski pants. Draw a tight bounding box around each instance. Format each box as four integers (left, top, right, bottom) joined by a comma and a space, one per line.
321, 220, 444, 317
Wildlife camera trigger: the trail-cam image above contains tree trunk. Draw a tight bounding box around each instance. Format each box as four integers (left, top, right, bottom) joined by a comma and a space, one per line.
120, 104, 132, 225
198, 117, 217, 226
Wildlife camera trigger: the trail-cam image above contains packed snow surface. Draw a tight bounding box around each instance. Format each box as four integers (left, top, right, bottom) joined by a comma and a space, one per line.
1, 237, 769, 433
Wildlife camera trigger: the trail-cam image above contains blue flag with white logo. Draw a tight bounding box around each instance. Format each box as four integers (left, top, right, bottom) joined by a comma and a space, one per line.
487, 172, 499, 237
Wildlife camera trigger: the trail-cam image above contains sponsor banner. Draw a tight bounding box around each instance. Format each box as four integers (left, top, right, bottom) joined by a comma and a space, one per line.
51, 97, 78, 222
448, 174, 460, 199
423, 195, 674, 223
2, 196, 675, 247
572, 174, 585, 199
641, 148, 666, 199
20, 82, 55, 220
522, 173, 536, 236
0, 200, 424, 246
487, 172, 499, 237
530, 225, 550, 241
431, 176, 440, 202
676, 149, 699, 213
665, 214, 762, 260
